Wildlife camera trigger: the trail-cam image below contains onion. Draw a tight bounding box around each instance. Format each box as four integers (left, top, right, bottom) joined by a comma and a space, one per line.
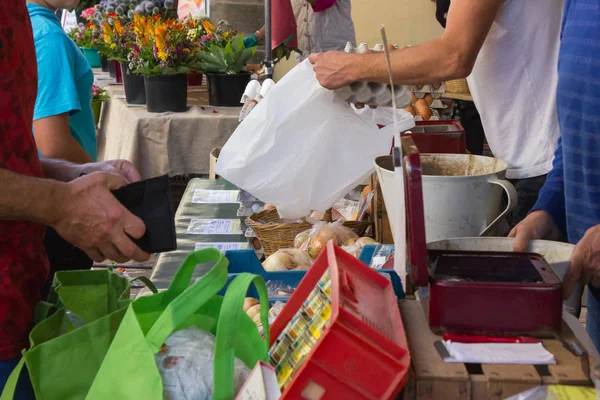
243, 297, 259, 312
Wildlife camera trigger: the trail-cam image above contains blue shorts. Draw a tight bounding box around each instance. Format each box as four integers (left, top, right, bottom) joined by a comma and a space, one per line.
0, 359, 34, 400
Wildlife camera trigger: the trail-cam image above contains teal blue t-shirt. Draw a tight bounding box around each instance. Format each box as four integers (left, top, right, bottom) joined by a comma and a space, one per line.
27, 4, 97, 161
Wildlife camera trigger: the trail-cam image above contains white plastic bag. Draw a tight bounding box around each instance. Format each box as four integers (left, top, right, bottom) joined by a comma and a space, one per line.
216, 59, 415, 218
155, 327, 251, 400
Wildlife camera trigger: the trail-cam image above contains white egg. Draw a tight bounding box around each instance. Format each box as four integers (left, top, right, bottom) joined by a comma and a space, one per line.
356, 43, 369, 54
240, 80, 261, 103
259, 79, 276, 99
251, 203, 262, 213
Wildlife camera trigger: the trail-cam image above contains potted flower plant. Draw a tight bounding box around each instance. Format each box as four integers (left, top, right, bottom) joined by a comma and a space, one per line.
91, 85, 110, 126
183, 16, 210, 86
100, 13, 146, 104
68, 15, 103, 68
192, 21, 256, 107
129, 14, 199, 112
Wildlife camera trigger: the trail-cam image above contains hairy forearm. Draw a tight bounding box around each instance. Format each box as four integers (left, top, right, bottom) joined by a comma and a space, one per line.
40, 156, 82, 182
0, 168, 65, 225
352, 38, 471, 86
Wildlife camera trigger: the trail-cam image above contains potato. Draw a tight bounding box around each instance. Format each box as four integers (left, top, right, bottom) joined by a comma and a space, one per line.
294, 229, 312, 249
243, 297, 259, 312
262, 252, 294, 271
246, 304, 261, 320
357, 237, 378, 246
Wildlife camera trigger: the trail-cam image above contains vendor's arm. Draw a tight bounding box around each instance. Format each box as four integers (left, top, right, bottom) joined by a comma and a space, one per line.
33, 114, 93, 164
509, 138, 566, 250
309, 0, 501, 88
244, 25, 266, 48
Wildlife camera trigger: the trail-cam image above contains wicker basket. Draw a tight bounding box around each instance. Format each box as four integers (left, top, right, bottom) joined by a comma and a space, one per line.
445, 78, 470, 94
247, 209, 372, 257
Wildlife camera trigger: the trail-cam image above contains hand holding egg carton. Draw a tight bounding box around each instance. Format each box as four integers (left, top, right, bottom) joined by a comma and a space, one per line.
239, 79, 276, 122
333, 42, 413, 109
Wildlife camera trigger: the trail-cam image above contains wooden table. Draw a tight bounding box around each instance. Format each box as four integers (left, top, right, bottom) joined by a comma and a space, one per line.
399, 300, 595, 399
93, 71, 241, 179
442, 92, 474, 102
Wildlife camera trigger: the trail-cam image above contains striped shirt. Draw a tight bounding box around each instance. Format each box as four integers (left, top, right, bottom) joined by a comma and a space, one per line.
534, 0, 600, 244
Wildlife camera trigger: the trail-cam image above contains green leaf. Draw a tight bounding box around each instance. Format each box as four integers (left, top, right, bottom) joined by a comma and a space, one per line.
230, 34, 244, 54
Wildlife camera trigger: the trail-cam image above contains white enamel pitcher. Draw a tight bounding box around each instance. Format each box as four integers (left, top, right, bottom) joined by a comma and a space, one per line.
374, 154, 518, 243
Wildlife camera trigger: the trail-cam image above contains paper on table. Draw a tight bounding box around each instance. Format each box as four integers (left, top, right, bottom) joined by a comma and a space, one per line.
443, 341, 556, 365
194, 242, 249, 252
187, 218, 242, 235
192, 189, 240, 204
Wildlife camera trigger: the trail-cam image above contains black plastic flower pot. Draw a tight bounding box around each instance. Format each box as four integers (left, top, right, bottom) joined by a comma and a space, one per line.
108, 59, 116, 78
206, 72, 251, 107
101, 55, 109, 72
120, 62, 146, 105
144, 74, 188, 113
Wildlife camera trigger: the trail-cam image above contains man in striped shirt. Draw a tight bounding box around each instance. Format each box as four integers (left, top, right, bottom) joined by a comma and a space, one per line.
511, 0, 600, 350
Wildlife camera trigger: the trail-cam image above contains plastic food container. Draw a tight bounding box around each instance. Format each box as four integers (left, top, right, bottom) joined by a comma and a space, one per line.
399, 136, 563, 336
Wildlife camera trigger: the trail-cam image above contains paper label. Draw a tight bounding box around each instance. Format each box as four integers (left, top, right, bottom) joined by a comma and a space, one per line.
194, 242, 249, 252
371, 256, 387, 270
187, 219, 242, 235
192, 189, 239, 204
236, 361, 281, 400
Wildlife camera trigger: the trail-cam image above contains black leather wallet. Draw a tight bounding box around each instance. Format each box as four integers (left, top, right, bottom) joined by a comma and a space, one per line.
111, 175, 177, 254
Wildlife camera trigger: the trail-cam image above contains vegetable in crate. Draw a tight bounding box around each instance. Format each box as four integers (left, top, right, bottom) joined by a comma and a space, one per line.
295, 221, 358, 259
155, 327, 250, 400
262, 248, 313, 271
342, 237, 379, 258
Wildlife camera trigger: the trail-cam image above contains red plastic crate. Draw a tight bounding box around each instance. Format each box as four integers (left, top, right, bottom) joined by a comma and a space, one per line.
270, 241, 410, 399
382, 120, 466, 154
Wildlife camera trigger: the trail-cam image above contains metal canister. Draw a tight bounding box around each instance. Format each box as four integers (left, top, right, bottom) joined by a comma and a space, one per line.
275, 355, 295, 388
269, 335, 292, 365
291, 330, 316, 362
285, 312, 310, 341
308, 303, 332, 340
303, 291, 326, 319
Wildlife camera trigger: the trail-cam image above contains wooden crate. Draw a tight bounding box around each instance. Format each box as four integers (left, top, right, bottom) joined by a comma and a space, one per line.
399, 300, 594, 400
371, 173, 393, 244
209, 147, 221, 180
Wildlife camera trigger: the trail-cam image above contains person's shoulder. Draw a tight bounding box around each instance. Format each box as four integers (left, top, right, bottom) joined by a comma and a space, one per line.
29, 14, 64, 41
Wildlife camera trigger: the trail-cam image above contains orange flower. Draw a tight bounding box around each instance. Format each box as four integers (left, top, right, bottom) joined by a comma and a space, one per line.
114, 19, 125, 35
202, 20, 215, 33
102, 21, 113, 44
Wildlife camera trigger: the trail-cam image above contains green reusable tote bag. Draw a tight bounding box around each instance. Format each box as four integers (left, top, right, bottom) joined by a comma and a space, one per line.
88, 248, 270, 400
0, 269, 157, 400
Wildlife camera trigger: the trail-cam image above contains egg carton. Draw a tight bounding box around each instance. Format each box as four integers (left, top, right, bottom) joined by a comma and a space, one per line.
430, 98, 446, 109
237, 190, 265, 210
245, 227, 257, 238
333, 43, 413, 109
237, 206, 256, 218
239, 79, 276, 122
412, 83, 446, 99
414, 109, 441, 122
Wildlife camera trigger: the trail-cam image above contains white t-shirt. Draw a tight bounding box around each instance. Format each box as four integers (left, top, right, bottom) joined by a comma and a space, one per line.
467, 0, 564, 179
